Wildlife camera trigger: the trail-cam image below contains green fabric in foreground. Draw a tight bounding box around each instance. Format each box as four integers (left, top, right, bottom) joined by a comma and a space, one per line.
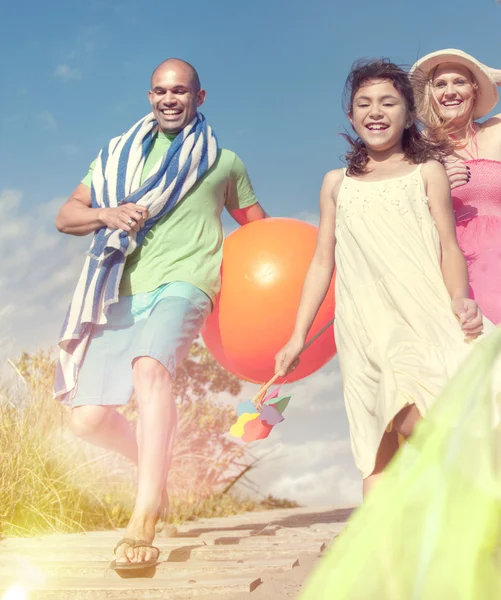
301, 327, 501, 600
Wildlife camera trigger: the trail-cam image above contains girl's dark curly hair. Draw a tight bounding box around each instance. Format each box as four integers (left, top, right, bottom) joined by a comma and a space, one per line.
343, 59, 451, 176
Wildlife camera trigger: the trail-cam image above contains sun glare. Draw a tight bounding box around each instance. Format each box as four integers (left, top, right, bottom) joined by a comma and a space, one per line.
2, 586, 28, 600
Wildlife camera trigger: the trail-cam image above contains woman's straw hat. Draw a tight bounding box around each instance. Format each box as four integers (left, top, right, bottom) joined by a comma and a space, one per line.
410, 49, 498, 119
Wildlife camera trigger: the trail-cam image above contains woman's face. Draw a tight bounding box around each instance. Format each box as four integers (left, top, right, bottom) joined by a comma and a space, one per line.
430, 63, 476, 124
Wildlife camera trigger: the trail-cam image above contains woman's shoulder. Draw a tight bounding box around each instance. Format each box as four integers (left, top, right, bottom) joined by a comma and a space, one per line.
477, 113, 501, 133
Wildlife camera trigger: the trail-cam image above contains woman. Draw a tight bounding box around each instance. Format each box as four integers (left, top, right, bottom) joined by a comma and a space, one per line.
410, 49, 501, 324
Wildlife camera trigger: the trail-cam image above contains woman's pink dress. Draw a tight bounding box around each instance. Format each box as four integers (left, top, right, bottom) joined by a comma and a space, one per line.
452, 158, 501, 324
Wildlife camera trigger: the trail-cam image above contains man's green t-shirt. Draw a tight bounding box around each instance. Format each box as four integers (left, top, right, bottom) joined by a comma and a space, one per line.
82, 132, 257, 302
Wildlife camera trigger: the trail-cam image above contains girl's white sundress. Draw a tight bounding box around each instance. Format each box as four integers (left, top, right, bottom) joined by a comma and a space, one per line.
334, 165, 494, 478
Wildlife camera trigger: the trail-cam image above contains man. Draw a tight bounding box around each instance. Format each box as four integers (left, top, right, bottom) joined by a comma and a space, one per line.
55, 58, 267, 569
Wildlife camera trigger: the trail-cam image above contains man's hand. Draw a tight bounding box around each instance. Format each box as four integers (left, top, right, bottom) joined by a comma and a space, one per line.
99, 204, 149, 233
56, 184, 149, 236
443, 156, 470, 190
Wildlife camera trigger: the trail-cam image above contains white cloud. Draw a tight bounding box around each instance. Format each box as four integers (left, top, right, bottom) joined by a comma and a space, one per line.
253, 437, 352, 472
61, 144, 79, 156
59, 24, 104, 68
3, 219, 28, 240
0, 189, 22, 211
78, 25, 103, 53
37, 111, 58, 133
267, 464, 361, 506
282, 360, 344, 412
295, 210, 320, 226
32, 252, 87, 300
2, 246, 34, 277
32, 229, 60, 252
0, 189, 88, 359
54, 64, 82, 82
0, 304, 15, 319
37, 196, 66, 220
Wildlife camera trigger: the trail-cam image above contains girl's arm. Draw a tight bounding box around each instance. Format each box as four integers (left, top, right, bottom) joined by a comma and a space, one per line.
275, 169, 341, 375
422, 160, 483, 338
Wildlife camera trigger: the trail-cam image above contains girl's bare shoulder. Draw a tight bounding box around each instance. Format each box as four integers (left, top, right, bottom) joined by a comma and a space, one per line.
421, 159, 446, 176
323, 168, 345, 183
322, 168, 345, 198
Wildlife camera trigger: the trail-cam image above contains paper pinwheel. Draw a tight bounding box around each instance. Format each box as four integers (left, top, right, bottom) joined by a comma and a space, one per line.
230, 385, 291, 442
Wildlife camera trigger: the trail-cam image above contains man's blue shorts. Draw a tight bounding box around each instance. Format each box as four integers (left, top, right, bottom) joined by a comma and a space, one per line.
72, 281, 212, 407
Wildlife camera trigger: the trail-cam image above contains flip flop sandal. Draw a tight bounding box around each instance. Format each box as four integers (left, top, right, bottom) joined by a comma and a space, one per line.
110, 537, 161, 571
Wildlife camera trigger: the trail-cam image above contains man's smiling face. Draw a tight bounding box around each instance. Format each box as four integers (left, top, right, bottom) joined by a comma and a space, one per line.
148, 60, 206, 134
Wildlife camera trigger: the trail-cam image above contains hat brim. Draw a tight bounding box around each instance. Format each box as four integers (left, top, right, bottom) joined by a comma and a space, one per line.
410, 50, 498, 120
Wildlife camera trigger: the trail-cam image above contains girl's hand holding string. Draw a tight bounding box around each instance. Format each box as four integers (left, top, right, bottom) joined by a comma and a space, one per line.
275, 336, 303, 377
451, 297, 483, 339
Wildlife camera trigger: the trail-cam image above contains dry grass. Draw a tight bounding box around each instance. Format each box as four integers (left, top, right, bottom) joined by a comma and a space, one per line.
0, 347, 297, 538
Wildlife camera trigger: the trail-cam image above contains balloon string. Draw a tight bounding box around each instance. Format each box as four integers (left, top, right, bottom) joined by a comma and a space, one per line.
251, 317, 335, 409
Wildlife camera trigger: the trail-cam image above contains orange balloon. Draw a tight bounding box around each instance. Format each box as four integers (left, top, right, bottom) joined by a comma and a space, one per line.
202, 218, 336, 383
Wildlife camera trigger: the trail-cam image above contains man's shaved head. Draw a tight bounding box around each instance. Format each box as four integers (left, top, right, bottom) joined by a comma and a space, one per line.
148, 58, 206, 134
151, 58, 201, 92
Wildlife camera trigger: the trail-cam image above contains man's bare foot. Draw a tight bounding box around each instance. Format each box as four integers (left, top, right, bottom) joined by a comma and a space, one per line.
114, 514, 158, 565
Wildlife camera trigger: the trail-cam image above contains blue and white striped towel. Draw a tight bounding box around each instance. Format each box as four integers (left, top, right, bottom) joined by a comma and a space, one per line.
54, 112, 218, 403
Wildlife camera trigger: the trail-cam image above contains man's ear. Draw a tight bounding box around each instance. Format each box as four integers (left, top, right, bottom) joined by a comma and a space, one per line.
197, 89, 207, 107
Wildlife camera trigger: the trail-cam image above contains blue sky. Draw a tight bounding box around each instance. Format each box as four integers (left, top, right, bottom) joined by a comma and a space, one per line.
1, 0, 500, 506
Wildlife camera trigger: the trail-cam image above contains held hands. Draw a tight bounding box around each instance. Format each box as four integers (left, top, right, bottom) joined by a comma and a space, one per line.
451, 297, 483, 339
443, 156, 471, 190
98, 204, 149, 233
274, 335, 304, 377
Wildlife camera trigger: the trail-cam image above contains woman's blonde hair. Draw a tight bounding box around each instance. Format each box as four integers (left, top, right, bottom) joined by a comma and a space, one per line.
412, 65, 478, 150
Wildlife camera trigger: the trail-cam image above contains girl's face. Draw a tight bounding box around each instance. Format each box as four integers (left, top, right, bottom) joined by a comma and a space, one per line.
350, 79, 409, 153
430, 63, 476, 124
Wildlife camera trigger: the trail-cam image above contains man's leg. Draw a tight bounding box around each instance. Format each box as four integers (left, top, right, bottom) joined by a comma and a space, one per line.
71, 405, 138, 464
114, 356, 177, 565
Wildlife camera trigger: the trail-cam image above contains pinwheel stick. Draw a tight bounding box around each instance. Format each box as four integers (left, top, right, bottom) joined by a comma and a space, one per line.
251, 318, 335, 409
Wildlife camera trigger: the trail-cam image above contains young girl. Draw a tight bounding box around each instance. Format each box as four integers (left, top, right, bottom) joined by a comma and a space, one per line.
275, 59, 487, 497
